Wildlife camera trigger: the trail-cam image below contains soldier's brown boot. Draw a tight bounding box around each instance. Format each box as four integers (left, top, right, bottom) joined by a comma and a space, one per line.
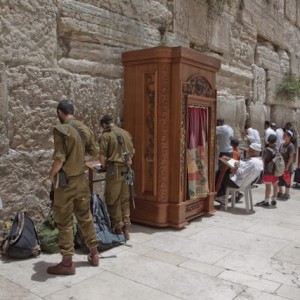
47, 256, 75, 275
122, 225, 130, 240
88, 246, 99, 267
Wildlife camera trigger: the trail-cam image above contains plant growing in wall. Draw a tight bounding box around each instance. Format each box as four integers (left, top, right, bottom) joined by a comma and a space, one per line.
275, 74, 300, 100
206, 0, 235, 15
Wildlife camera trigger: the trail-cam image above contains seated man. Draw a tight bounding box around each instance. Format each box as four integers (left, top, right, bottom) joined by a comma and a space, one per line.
216, 143, 263, 204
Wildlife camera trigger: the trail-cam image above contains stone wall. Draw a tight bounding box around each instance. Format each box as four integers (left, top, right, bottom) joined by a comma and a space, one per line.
0, 0, 300, 225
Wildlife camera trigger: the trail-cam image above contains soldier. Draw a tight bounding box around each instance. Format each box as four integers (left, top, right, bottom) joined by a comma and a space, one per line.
47, 100, 99, 276
98, 115, 135, 240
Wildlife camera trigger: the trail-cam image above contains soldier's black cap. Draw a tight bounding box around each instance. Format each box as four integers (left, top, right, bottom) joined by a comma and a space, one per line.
57, 99, 74, 115
100, 115, 113, 125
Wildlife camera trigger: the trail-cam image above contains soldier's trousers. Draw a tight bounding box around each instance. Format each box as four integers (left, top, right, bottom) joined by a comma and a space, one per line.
105, 165, 130, 230
53, 174, 98, 256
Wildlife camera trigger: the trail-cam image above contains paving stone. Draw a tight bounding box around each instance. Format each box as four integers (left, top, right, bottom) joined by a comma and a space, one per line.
275, 284, 300, 300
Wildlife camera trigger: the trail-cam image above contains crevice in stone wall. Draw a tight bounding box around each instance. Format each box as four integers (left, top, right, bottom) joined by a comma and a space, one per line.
0, 63, 9, 155
244, 97, 251, 127
166, 0, 174, 33
57, 34, 72, 60
189, 42, 224, 57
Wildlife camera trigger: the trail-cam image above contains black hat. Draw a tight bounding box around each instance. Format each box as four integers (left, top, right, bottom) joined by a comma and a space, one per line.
57, 99, 74, 115
230, 137, 240, 147
100, 115, 113, 125
267, 134, 277, 144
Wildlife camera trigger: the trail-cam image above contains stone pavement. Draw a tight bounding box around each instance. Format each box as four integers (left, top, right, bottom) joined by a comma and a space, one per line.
1, 184, 300, 300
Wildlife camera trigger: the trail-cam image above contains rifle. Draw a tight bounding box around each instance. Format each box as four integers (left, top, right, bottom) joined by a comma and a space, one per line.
123, 152, 136, 209
111, 127, 136, 209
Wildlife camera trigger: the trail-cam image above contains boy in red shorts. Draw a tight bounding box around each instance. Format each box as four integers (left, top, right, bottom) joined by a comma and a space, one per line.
256, 134, 278, 207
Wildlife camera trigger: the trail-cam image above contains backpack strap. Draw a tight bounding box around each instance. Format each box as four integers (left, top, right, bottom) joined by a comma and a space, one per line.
9, 212, 25, 244
266, 147, 277, 158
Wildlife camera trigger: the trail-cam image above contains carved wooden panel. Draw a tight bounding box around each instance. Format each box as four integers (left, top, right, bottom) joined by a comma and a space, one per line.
157, 64, 170, 203
143, 72, 156, 196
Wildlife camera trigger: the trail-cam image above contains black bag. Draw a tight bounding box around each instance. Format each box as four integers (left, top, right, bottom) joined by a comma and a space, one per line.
1, 211, 41, 259
76, 194, 125, 252
294, 167, 300, 183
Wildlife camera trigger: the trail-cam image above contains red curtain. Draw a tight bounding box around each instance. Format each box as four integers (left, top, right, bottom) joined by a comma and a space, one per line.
187, 106, 209, 198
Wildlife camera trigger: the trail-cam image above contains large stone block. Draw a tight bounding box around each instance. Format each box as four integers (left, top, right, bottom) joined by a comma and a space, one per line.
285, 0, 297, 24
252, 65, 266, 103
56, 0, 169, 77
229, 22, 256, 67
0, 0, 57, 67
6, 66, 122, 151
207, 13, 231, 55
217, 64, 253, 98
0, 150, 53, 228
217, 91, 246, 135
186, 0, 208, 46
73, 0, 172, 25
270, 105, 298, 128
248, 102, 266, 135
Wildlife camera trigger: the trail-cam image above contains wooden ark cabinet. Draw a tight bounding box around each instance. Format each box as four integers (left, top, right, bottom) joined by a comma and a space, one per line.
122, 46, 221, 228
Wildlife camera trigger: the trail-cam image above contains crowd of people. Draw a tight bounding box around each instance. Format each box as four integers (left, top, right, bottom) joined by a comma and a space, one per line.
216, 117, 298, 207
45, 101, 298, 276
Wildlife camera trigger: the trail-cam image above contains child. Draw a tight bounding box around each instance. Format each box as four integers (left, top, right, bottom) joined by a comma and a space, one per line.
256, 134, 278, 207
230, 137, 241, 160
230, 137, 243, 202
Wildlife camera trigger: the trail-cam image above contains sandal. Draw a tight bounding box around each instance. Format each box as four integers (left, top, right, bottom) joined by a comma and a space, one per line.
255, 200, 269, 207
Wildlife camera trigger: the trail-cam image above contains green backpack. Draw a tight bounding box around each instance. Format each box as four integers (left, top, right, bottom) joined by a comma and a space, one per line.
38, 213, 77, 254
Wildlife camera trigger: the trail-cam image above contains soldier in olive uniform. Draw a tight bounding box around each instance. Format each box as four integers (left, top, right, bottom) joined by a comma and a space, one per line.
98, 115, 135, 240
47, 100, 99, 276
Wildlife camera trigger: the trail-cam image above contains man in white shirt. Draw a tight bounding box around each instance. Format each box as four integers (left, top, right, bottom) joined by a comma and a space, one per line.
264, 120, 276, 145
216, 143, 263, 204
242, 125, 261, 145
216, 117, 234, 158
271, 123, 284, 150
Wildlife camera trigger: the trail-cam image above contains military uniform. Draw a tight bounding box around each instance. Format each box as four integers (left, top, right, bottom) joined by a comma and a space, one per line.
53, 118, 99, 257
98, 125, 135, 231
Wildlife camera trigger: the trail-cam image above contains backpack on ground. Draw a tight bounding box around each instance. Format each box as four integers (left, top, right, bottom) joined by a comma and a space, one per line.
1, 211, 41, 259
75, 194, 125, 252
38, 213, 78, 254
266, 147, 285, 177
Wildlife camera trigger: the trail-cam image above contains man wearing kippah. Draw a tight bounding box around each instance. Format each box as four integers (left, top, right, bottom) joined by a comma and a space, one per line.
47, 100, 100, 275
98, 115, 135, 240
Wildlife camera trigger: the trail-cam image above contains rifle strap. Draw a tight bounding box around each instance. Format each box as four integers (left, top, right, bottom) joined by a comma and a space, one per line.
110, 126, 128, 165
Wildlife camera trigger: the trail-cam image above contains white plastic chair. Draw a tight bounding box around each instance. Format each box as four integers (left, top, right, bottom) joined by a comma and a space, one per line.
224, 185, 253, 213
224, 172, 262, 214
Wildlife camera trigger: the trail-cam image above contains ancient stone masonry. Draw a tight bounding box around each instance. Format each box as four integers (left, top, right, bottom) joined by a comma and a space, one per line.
0, 0, 300, 226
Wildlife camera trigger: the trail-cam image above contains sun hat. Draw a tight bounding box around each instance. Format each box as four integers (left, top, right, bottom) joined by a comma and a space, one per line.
249, 142, 262, 152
